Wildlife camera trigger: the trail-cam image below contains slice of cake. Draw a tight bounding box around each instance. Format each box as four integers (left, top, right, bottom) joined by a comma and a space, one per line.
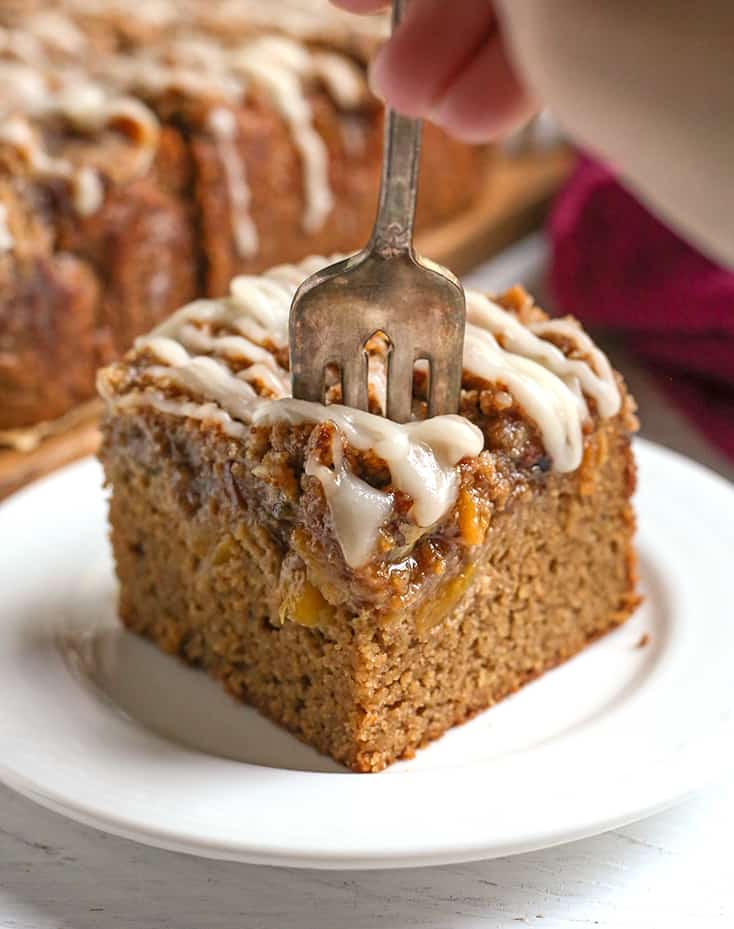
98, 256, 640, 772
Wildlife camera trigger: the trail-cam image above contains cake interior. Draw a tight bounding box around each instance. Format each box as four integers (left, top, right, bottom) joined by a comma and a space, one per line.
100, 362, 638, 772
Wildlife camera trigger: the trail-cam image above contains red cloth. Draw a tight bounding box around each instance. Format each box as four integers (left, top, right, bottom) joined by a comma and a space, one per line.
549, 156, 734, 458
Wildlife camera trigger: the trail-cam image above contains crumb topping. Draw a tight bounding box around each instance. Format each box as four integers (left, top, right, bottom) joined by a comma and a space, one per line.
99, 255, 626, 568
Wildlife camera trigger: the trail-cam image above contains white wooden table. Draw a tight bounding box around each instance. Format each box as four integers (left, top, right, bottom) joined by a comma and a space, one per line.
1, 238, 732, 929
1, 780, 733, 929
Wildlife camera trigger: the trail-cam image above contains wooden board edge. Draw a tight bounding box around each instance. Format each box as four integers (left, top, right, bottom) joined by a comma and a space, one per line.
417, 146, 575, 275
0, 418, 101, 502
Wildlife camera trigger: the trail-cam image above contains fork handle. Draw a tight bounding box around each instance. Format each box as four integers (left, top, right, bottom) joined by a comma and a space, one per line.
369, 0, 422, 258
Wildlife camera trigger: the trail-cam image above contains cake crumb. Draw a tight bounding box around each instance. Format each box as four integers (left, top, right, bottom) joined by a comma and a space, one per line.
636, 633, 650, 648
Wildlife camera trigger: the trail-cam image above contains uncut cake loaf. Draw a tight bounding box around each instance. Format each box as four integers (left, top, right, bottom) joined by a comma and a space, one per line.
98, 256, 640, 772
0, 0, 488, 437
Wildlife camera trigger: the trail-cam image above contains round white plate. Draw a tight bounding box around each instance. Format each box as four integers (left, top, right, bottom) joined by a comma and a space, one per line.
0, 439, 732, 869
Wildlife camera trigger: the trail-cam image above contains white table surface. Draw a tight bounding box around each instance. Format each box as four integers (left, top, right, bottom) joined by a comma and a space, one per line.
2, 237, 732, 929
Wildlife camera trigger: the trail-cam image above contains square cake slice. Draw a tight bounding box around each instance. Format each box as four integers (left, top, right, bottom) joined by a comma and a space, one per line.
98, 256, 640, 772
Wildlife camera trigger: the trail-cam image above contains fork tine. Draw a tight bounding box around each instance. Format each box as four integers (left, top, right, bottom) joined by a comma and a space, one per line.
427, 354, 464, 418
386, 344, 414, 423
291, 360, 325, 405
341, 347, 369, 411
289, 4, 465, 423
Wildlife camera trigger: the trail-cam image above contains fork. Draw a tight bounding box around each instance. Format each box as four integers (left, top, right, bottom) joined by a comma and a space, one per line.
288, 0, 466, 423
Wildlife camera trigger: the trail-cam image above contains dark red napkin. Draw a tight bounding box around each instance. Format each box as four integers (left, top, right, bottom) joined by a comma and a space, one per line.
549, 155, 734, 458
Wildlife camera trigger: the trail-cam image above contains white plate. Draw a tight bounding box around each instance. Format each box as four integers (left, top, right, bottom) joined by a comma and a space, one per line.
0, 439, 733, 869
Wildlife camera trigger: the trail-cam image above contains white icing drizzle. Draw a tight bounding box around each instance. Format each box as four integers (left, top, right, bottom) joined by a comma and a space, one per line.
103, 287, 619, 567
528, 317, 620, 415
176, 324, 279, 369
0, 2, 374, 237
135, 335, 191, 366
140, 254, 329, 353
72, 165, 105, 216
0, 204, 13, 253
0, 115, 74, 177
463, 325, 584, 472
0, 26, 45, 67
98, 35, 367, 237
310, 50, 368, 111
106, 389, 248, 440
207, 108, 258, 259
145, 319, 290, 397
463, 291, 620, 472
305, 430, 393, 568
0, 64, 159, 151
105, 52, 244, 103
240, 362, 290, 397
123, 261, 484, 564
63, 91, 159, 152
201, 0, 388, 44
22, 11, 87, 55
0, 115, 102, 214
466, 293, 620, 417
0, 69, 159, 214
256, 399, 482, 530
231, 254, 328, 345
145, 357, 260, 423
229, 35, 333, 233
0, 61, 49, 113
62, 0, 383, 37
64, 0, 181, 27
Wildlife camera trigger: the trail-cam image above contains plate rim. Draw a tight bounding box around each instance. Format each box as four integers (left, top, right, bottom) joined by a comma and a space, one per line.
1, 438, 733, 869
0, 761, 709, 869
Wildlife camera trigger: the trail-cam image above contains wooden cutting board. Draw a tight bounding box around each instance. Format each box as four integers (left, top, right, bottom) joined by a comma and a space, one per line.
418, 146, 574, 274
0, 407, 102, 502
0, 147, 574, 503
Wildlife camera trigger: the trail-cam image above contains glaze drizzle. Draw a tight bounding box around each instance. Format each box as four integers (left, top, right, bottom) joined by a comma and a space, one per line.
99, 256, 621, 567
0, 3, 373, 245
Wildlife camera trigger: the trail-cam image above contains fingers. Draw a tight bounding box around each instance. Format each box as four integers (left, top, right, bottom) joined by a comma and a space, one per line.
431, 33, 536, 142
334, 0, 535, 142
367, 0, 535, 140
370, 0, 495, 117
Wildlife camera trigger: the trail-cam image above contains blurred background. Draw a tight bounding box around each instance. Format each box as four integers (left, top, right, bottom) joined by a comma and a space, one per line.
1, 0, 732, 497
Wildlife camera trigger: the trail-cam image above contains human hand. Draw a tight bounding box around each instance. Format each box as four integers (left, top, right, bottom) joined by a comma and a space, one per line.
334, 0, 734, 266
332, 0, 535, 142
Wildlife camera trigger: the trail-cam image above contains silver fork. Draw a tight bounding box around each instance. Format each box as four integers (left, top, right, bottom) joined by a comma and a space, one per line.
288, 0, 466, 423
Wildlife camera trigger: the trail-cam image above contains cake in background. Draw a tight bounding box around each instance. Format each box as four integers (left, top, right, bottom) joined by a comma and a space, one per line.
0, 0, 489, 439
